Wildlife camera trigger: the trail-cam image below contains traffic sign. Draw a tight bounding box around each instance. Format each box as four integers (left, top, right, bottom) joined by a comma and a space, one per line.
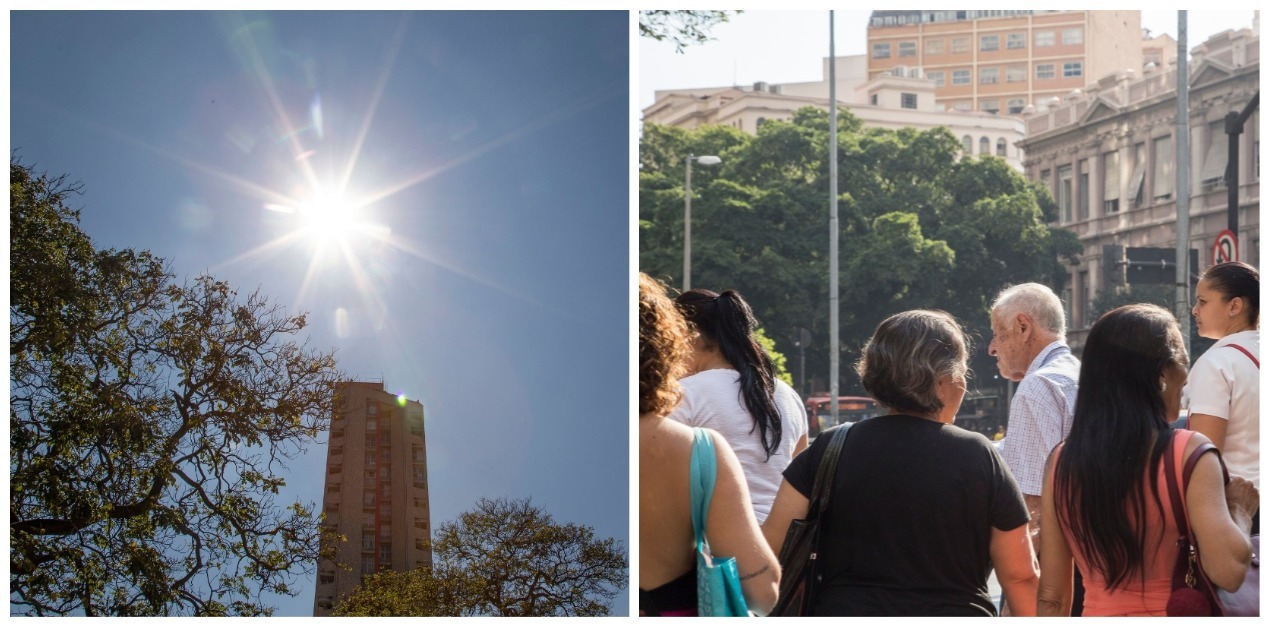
1211, 229, 1238, 266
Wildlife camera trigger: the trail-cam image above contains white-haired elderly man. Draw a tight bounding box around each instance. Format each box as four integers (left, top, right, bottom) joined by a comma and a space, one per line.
988, 282, 1081, 615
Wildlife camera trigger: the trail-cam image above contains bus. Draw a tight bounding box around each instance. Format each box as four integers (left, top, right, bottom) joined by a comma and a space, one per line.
804, 395, 880, 438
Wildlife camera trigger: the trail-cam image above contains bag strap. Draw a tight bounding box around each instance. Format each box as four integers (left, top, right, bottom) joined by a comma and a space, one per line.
1163, 432, 1227, 536
1225, 344, 1260, 369
806, 424, 852, 518
690, 428, 716, 548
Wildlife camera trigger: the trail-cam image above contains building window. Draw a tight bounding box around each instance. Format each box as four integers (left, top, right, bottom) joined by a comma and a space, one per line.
366, 417, 378, 433
1199, 121, 1228, 188
1131, 143, 1147, 207
1103, 151, 1120, 213
363, 492, 375, 506
1035, 30, 1055, 47
1007, 33, 1027, 49
979, 136, 991, 154
980, 100, 1000, 115
872, 43, 891, 59
362, 532, 375, 551
952, 69, 971, 85
927, 71, 945, 87
414, 467, 427, 482
1153, 135, 1174, 200
951, 37, 970, 53
997, 138, 1008, 157
319, 574, 335, 585
901, 93, 917, 109
898, 41, 916, 57
1007, 98, 1025, 114
1078, 159, 1090, 220
1006, 65, 1026, 83
1063, 62, 1083, 78
961, 136, 973, 153
1040, 169, 1051, 196
980, 67, 999, 84
1036, 64, 1055, 80
1058, 164, 1074, 222
1062, 28, 1083, 45
980, 35, 999, 52
951, 100, 972, 112
367, 402, 378, 417
926, 38, 944, 55
360, 560, 375, 577
870, 94, 878, 106
379, 543, 392, 563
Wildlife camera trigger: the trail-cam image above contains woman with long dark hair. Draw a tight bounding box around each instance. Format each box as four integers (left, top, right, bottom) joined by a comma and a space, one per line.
1188, 261, 1259, 532
669, 288, 807, 524
1037, 304, 1258, 616
638, 274, 779, 616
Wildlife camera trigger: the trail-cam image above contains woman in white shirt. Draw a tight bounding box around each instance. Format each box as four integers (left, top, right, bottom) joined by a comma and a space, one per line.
1189, 261, 1259, 533
669, 288, 808, 524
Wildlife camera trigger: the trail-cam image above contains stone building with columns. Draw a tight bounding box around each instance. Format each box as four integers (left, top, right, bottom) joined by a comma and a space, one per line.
1016, 22, 1259, 353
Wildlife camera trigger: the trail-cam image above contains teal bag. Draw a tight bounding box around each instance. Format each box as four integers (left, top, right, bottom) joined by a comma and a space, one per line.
690, 428, 750, 617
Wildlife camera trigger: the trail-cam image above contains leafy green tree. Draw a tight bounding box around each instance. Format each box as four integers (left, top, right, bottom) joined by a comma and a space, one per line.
754, 327, 793, 387
638, 10, 740, 52
333, 497, 626, 617
10, 160, 342, 616
329, 565, 479, 617
639, 110, 1080, 396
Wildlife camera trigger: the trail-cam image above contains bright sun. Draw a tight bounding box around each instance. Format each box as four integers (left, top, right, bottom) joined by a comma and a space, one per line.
299, 196, 358, 245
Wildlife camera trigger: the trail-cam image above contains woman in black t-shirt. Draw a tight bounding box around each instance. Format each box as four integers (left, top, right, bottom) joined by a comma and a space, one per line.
762, 310, 1037, 616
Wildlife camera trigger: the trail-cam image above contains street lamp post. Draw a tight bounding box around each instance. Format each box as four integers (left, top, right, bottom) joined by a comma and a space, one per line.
684, 154, 721, 292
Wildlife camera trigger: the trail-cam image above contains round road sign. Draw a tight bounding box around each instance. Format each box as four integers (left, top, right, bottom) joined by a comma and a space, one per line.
1211, 229, 1238, 267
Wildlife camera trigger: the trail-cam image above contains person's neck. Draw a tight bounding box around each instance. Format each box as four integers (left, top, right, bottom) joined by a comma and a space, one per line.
695, 352, 733, 373
1222, 323, 1256, 338
1023, 334, 1061, 367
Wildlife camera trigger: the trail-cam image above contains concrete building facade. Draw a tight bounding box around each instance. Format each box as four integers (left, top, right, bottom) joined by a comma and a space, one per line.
642, 60, 1028, 170
313, 381, 431, 615
1016, 24, 1259, 353
866, 10, 1144, 116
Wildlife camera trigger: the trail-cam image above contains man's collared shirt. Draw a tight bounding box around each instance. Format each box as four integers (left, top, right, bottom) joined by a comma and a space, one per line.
1000, 340, 1080, 496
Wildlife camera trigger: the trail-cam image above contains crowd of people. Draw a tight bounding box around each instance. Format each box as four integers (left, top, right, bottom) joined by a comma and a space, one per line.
638, 261, 1260, 617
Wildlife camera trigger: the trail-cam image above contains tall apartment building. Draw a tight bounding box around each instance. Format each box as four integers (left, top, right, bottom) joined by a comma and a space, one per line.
866, 10, 1143, 116
313, 381, 431, 615
1016, 23, 1259, 354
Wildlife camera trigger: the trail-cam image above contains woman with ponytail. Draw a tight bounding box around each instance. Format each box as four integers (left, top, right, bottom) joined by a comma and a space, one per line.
669, 288, 807, 524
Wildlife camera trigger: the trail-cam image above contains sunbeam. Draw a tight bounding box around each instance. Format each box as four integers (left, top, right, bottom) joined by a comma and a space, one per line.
340, 13, 412, 197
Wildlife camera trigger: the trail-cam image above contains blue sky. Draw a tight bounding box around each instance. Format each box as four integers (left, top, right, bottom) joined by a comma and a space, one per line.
11, 10, 629, 616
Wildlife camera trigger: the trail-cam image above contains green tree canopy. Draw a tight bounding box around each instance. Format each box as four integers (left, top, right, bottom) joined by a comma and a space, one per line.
10, 160, 342, 616
638, 10, 739, 52
639, 110, 1080, 395
332, 497, 626, 617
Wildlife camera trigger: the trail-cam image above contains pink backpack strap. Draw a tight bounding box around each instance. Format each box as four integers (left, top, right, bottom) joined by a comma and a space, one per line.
1225, 344, 1259, 369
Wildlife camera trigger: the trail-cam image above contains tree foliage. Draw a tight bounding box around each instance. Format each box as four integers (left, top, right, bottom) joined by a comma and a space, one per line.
332, 497, 626, 617
10, 160, 343, 616
639, 110, 1081, 396
638, 10, 739, 52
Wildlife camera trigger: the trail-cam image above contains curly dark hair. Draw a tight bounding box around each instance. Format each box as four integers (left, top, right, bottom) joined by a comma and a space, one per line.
639, 273, 690, 417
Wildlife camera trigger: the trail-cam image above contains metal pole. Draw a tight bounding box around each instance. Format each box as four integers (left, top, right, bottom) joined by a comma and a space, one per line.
1176, 11, 1191, 356
829, 11, 840, 427
684, 155, 693, 292
1225, 111, 1240, 235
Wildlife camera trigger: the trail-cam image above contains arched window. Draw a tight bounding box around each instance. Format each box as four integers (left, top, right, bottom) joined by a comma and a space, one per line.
962, 135, 973, 153
996, 138, 1007, 157
756, 117, 767, 129
979, 136, 990, 154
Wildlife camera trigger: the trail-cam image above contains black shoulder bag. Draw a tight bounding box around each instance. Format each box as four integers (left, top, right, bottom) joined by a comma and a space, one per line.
769, 423, 852, 617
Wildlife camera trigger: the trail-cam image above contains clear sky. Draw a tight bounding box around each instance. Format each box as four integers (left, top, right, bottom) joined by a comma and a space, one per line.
10, 10, 629, 616
640, 9, 1259, 108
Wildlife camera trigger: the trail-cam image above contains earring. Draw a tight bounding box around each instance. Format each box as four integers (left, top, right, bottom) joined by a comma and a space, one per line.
1161, 381, 1168, 392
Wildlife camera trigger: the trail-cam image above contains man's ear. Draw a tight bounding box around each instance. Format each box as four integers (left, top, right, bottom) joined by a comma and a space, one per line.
1015, 313, 1032, 339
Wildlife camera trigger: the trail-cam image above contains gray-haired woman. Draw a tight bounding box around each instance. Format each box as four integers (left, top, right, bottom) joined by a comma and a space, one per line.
762, 310, 1038, 616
